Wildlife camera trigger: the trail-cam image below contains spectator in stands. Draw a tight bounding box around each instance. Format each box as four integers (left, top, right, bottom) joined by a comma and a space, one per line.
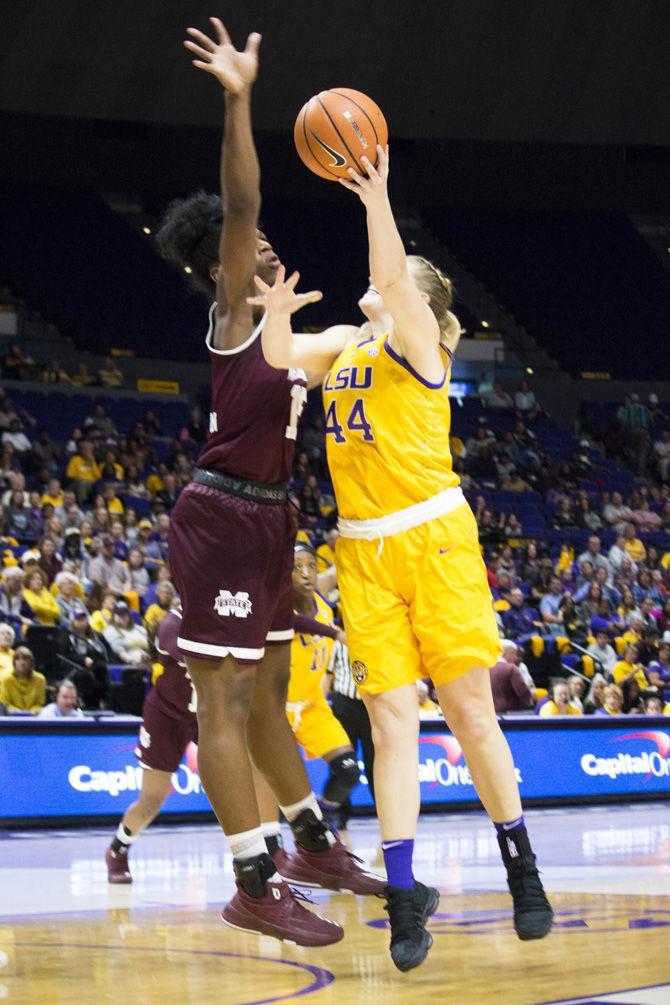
647, 642, 670, 684
22, 568, 60, 626
587, 630, 617, 678
500, 470, 532, 493
180, 405, 207, 445
0, 646, 45, 714
495, 451, 516, 483
157, 472, 181, 509
618, 393, 653, 475
145, 514, 170, 563
2, 344, 35, 380
653, 430, 670, 483
539, 576, 566, 631
103, 601, 151, 666
5, 489, 39, 543
576, 583, 603, 627
143, 580, 176, 638
643, 695, 664, 715
621, 679, 644, 714
631, 498, 662, 534
583, 674, 607, 715
71, 362, 96, 387
0, 623, 16, 681
98, 357, 123, 388
124, 465, 149, 499
559, 595, 588, 643
127, 546, 150, 598
552, 498, 578, 530
0, 566, 33, 631
32, 430, 60, 476
298, 483, 323, 527
39, 680, 84, 718
540, 680, 582, 717
481, 380, 513, 409
85, 403, 117, 439
567, 676, 586, 712
603, 492, 633, 535
38, 536, 62, 585
66, 441, 101, 503
607, 533, 628, 573
42, 358, 72, 384
575, 496, 602, 532
613, 644, 648, 690
489, 647, 534, 713
54, 571, 87, 622
2, 418, 32, 457
514, 380, 541, 419
102, 483, 124, 517
57, 610, 112, 709
88, 535, 132, 596
577, 536, 610, 575
623, 522, 646, 564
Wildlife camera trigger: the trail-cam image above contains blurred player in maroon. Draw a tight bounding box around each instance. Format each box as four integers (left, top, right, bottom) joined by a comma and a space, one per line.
154, 22, 373, 945
105, 608, 349, 885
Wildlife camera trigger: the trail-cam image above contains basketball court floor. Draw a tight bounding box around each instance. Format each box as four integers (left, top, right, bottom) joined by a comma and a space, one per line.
2, 802, 669, 1004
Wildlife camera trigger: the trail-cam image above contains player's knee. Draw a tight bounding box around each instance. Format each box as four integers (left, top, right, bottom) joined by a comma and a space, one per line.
448, 703, 493, 744
323, 752, 360, 805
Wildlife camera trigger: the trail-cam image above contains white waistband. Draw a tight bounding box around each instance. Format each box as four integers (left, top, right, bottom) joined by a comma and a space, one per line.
338, 485, 465, 540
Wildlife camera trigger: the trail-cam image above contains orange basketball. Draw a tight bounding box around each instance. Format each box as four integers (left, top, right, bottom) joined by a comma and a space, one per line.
294, 88, 388, 181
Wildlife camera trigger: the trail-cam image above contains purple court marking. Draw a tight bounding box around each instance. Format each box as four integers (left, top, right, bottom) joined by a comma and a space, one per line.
13, 942, 334, 1005
534, 978, 670, 1005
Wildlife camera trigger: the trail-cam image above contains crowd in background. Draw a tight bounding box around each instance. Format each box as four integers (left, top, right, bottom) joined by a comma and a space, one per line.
0, 368, 669, 721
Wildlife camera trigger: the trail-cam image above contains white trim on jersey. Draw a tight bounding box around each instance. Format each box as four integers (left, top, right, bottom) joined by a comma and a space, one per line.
266, 629, 295, 642
178, 636, 264, 661
205, 301, 267, 356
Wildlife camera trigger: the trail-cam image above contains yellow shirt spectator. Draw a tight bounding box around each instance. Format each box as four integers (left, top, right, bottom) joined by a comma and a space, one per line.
624, 535, 646, 563
66, 454, 101, 483
540, 700, 582, 718
41, 491, 64, 508
0, 647, 46, 713
106, 495, 124, 515
144, 602, 170, 636
0, 648, 14, 681
146, 473, 164, 496
23, 570, 61, 626
317, 542, 335, 571
613, 659, 648, 690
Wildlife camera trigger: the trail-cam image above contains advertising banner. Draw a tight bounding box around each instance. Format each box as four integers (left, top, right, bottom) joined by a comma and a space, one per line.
1, 720, 669, 823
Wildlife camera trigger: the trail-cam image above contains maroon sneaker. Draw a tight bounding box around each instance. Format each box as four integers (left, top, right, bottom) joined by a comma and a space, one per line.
280, 840, 386, 895
106, 844, 132, 884
271, 845, 295, 878
222, 878, 344, 946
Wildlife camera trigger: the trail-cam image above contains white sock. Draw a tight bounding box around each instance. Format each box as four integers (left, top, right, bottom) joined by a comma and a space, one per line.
227, 826, 268, 861
117, 823, 138, 845
261, 821, 281, 838
279, 792, 323, 823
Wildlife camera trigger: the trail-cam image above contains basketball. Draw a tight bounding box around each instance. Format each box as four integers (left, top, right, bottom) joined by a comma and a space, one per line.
294, 88, 388, 181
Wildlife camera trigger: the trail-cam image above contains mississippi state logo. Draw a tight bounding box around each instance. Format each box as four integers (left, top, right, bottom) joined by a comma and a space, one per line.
351, 660, 368, 684
214, 590, 252, 618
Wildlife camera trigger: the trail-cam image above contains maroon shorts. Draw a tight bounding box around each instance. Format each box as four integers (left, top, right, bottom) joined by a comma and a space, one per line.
134, 689, 198, 773
168, 482, 296, 664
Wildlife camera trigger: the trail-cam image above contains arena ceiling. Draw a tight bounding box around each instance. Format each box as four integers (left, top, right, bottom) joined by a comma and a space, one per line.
1, 0, 669, 146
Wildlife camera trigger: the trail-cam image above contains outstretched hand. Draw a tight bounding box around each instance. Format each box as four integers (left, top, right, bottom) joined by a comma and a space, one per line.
246, 265, 323, 316
184, 17, 261, 93
339, 144, 389, 204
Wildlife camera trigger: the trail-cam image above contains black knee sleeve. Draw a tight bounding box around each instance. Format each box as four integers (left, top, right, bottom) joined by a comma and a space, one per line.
322, 752, 360, 806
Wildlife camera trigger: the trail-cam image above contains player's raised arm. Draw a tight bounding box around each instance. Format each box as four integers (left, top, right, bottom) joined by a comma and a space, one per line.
184, 17, 261, 349
247, 266, 358, 376
340, 146, 445, 383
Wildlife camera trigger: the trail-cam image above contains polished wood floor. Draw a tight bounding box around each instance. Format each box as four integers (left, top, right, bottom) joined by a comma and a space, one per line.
2, 806, 670, 1004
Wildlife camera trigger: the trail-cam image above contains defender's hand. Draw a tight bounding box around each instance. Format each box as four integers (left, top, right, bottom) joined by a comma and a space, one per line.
247, 265, 323, 316
184, 18, 261, 93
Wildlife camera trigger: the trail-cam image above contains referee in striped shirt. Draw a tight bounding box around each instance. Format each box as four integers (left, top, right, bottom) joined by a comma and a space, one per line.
329, 640, 377, 827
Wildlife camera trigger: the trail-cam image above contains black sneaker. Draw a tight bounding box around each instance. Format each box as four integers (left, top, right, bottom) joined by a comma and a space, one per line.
384, 882, 439, 972
497, 830, 553, 941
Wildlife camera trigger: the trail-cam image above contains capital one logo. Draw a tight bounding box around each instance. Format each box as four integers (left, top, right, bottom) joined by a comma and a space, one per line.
419, 735, 522, 789
581, 730, 670, 782
214, 590, 252, 618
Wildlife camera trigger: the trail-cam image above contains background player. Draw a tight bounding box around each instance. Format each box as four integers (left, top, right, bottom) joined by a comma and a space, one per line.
278, 543, 383, 893
248, 145, 552, 969
105, 607, 337, 884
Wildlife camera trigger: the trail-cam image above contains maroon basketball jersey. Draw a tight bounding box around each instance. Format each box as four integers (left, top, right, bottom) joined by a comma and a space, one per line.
197, 307, 308, 484
152, 609, 195, 721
